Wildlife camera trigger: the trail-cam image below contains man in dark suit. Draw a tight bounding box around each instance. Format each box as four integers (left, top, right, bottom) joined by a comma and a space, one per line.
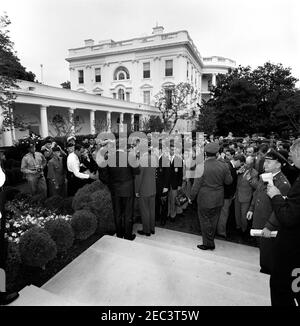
155, 149, 170, 225
247, 149, 291, 275
166, 144, 183, 222
190, 142, 233, 250
106, 142, 139, 240
267, 140, 300, 306
217, 154, 245, 238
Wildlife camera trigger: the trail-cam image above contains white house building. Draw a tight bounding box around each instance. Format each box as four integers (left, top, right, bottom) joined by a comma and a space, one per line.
67, 26, 236, 105
0, 80, 158, 147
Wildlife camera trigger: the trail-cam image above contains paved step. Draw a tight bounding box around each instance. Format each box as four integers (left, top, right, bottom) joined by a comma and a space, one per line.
133, 224, 260, 267
43, 236, 270, 306
135, 235, 259, 272
9, 285, 78, 306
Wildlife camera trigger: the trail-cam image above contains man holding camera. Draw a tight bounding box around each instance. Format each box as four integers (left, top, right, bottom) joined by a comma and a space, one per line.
21, 142, 47, 198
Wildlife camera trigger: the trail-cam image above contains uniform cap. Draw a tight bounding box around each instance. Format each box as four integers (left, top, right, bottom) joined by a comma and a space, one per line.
204, 142, 220, 154
265, 148, 288, 165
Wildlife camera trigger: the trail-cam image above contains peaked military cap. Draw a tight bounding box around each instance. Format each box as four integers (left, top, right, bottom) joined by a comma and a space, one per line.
204, 142, 220, 154
265, 148, 288, 165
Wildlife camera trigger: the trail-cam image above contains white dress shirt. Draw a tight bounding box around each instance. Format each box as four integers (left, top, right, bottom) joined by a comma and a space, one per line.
67, 152, 89, 179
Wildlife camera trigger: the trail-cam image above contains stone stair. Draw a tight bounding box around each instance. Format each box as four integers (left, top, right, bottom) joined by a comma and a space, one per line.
10, 225, 270, 306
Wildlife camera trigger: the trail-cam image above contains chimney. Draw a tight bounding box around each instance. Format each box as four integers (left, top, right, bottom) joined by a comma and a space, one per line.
84, 39, 94, 46
152, 25, 164, 35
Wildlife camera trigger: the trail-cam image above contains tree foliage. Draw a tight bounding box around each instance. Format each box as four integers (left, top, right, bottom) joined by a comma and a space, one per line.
0, 14, 36, 133
154, 82, 199, 132
197, 62, 299, 136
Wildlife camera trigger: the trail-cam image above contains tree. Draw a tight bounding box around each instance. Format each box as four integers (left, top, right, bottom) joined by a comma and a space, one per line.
49, 113, 82, 137
61, 81, 71, 89
0, 14, 36, 134
142, 115, 164, 133
198, 62, 299, 136
154, 82, 199, 132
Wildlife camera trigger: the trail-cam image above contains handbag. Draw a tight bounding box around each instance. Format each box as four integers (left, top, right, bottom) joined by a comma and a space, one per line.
175, 190, 188, 207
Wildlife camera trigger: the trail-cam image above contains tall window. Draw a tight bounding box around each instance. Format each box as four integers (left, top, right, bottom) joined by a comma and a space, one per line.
143, 90, 150, 104
126, 92, 130, 101
187, 62, 189, 78
143, 62, 150, 79
165, 89, 172, 109
95, 68, 101, 82
165, 60, 173, 77
78, 70, 84, 84
118, 89, 125, 100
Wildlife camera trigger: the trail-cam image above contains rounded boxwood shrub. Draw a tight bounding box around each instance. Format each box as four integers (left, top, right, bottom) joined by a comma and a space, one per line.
71, 210, 97, 240
45, 218, 74, 253
6, 241, 21, 286
19, 226, 57, 268
44, 195, 64, 211
60, 197, 74, 215
89, 189, 115, 235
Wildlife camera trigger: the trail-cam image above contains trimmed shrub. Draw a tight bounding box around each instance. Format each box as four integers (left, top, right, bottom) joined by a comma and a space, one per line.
60, 197, 74, 215
45, 218, 74, 253
3, 186, 20, 201
19, 226, 57, 268
44, 195, 64, 211
89, 190, 115, 235
6, 241, 21, 284
72, 180, 106, 211
71, 210, 97, 240
29, 193, 45, 205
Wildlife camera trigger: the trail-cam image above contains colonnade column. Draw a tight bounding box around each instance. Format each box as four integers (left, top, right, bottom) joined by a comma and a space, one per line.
119, 112, 124, 132
68, 107, 75, 136
106, 111, 111, 132
131, 113, 135, 131
139, 114, 143, 131
90, 109, 96, 134
212, 73, 217, 87
40, 105, 49, 138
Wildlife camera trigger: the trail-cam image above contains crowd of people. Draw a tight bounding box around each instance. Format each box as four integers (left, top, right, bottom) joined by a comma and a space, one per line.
16, 131, 300, 306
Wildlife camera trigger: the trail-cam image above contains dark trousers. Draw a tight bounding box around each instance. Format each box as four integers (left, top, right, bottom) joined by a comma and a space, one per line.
112, 196, 134, 239
270, 275, 300, 306
155, 191, 168, 224
139, 195, 156, 234
198, 206, 222, 248
259, 238, 276, 275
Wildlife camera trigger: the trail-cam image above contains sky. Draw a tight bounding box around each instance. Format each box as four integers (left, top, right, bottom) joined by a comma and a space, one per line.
1, 0, 300, 87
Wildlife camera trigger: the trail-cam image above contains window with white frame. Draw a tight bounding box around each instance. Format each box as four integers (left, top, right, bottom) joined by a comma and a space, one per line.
165, 60, 173, 76
143, 90, 150, 104
114, 66, 130, 80
78, 70, 84, 84
118, 89, 125, 100
143, 62, 150, 79
95, 68, 101, 83
126, 92, 130, 101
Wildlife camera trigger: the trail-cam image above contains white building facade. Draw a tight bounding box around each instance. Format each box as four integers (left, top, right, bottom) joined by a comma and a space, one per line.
67, 26, 236, 106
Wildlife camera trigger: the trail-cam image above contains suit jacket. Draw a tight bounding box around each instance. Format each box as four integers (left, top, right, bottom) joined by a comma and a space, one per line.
236, 168, 259, 203
156, 154, 170, 194
135, 153, 157, 197
190, 158, 233, 209
250, 171, 291, 230
224, 162, 238, 199
106, 150, 140, 197
271, 172, 300, 277
162, 154, 183, 190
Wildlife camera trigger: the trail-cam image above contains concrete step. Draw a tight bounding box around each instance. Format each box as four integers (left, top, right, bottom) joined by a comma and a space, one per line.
135, 235, 259, 272
133, 224, 260, 267
9, 285, 78, 306
43, 236, 270, 306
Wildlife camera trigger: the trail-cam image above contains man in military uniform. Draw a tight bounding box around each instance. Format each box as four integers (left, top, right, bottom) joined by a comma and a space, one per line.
190, 142, 233, 250
247, 149, 291, 274
267, 139, 300, 306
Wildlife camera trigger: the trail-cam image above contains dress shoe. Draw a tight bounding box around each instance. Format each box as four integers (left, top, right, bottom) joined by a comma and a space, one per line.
151, 230, 155, 235
137, 230, 151, 236
0, 291, 19, 305
197, 244, 215, 251
126, 234, 136, 241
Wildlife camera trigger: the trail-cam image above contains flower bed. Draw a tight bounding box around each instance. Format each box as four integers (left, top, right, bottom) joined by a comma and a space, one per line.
3, 181, 116, 293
